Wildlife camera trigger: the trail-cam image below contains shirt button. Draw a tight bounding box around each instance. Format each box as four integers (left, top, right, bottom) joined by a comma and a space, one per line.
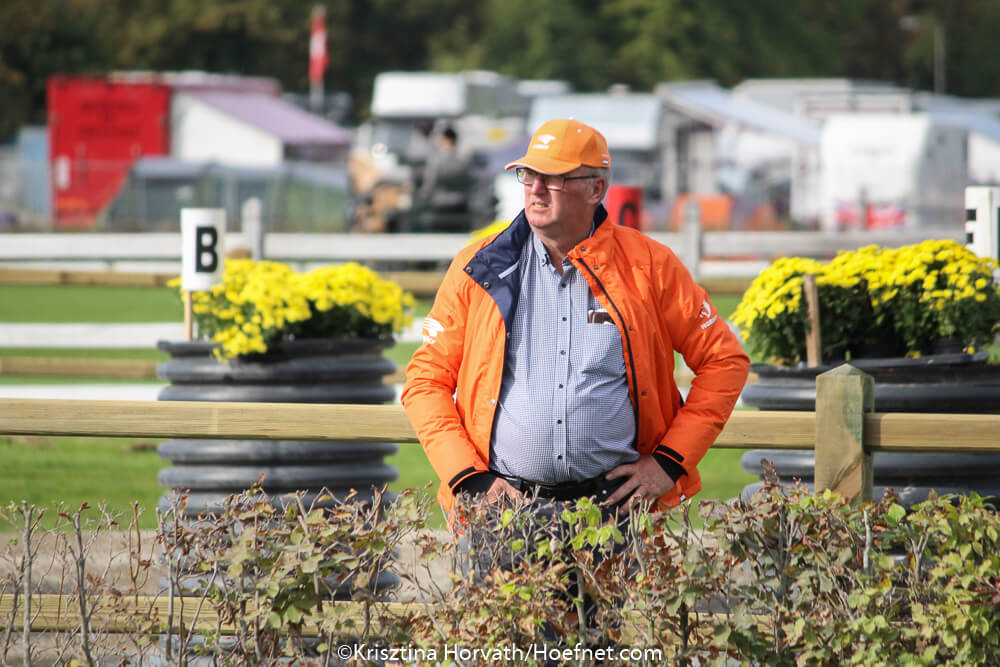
562, 317, 567, 321
560, 350, 566, 355
465, 266, 473, 274
557, 455, 563, 460
560, 283, 566, 288
557, 419, 562, 424
482, 281, 491, 289
559, 384, 564, 389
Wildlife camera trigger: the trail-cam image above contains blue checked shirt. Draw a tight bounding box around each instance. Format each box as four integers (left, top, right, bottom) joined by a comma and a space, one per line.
489, 231, 638, 484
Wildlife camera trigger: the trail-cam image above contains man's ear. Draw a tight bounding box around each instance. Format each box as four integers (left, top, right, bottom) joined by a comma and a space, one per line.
586, 177, 607, 206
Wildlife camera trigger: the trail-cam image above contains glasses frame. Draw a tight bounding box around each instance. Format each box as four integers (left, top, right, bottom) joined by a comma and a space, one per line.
514, 167, 597, 191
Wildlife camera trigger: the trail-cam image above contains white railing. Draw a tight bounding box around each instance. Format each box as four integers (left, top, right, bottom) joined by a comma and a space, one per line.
0, 228, 965, 277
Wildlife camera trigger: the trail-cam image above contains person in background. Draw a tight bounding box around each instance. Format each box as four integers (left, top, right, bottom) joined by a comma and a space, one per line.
416, 126, 470, 215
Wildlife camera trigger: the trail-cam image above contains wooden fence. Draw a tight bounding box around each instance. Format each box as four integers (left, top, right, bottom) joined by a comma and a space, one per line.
1, 364, 999, 638
2, 364, 998, 503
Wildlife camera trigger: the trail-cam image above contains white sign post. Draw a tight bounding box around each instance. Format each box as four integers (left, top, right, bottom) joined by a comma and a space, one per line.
965, 186, 1000, 262
181, 208, 226, 341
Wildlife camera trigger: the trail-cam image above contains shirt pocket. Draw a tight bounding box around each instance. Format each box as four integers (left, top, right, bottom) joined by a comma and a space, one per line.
576, 316, 626, 377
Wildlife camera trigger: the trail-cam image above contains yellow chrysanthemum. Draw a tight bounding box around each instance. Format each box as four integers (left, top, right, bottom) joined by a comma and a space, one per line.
178, 259, 415, 360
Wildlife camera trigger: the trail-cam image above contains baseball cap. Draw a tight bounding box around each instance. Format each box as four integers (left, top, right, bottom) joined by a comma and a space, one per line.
504, 118, 611, 175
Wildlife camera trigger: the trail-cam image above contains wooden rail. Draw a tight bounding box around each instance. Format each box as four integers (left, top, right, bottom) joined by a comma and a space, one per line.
1, 397, 997, 454
0, 357, 160, 379
0, 266, 751, 296
0, 594, 374, 636
0, 267, 450, 298
2, 366, 1000, 508
0, 595, 760, 642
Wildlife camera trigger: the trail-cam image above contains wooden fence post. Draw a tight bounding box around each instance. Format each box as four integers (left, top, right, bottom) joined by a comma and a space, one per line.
814, 364, 874, 503
803, 274, 821, 367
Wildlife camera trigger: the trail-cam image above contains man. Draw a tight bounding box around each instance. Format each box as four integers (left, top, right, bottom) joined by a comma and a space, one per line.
416, 126, 469, 214
402, 118, 749, 521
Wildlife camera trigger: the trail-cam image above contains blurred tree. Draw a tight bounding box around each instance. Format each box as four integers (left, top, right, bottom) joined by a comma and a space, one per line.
917, 0, 1000, 98
839, 0, 912, 84
326, 0, 471, 120
0, 0, 112, 141
2, 0, 1000, 142
435, 0, 610, 91
104, 0, 305, 86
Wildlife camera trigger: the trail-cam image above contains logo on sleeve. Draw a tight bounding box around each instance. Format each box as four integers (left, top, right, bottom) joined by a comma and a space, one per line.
699, 299, 719, 329
422, 317, 445, 344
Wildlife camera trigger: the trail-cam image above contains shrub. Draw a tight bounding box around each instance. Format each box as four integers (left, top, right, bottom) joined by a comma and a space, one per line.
3, 483, 1000, 665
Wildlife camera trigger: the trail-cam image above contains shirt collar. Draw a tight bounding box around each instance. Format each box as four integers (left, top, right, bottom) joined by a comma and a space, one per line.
530, 222, 597, 267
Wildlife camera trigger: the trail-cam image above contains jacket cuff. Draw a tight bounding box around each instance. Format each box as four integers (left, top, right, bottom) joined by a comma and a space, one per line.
454, 471, 498, 495
653, 446, 687, 484
448, 466, 489, 492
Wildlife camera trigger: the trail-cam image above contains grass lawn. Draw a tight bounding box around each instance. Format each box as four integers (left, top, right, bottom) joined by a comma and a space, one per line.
0, 285, 183, 322
0, 435, 168, 530
0, 435, 756, 532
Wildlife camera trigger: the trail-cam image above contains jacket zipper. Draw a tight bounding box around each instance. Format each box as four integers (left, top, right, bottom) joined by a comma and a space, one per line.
576, 260, 641, 435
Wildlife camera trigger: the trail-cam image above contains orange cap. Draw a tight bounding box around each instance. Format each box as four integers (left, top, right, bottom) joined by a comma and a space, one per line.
504, 118, 611, 175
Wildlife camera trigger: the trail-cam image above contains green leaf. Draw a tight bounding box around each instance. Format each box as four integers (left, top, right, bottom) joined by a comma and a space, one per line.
284, 605, 302, 624
887, 503, 906, 525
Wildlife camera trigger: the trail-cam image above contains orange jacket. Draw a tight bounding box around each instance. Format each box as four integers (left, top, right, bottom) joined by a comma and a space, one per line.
402, 206, 750, 514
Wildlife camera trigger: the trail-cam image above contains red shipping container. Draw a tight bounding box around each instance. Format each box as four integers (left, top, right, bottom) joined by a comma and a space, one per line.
605, 185, 642, 230
47, 76, 170, 228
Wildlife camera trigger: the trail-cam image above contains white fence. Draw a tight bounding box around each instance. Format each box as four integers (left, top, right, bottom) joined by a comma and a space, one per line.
0, 227, 965, 277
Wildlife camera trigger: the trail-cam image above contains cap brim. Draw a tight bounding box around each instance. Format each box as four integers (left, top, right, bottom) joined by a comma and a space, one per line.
504, 154, 580, 175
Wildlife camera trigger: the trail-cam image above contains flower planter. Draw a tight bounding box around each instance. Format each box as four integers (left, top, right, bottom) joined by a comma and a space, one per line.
741, 352, 1000, 506
156, 338, 399, 517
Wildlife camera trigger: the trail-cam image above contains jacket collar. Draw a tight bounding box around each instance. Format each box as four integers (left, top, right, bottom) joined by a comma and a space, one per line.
464, 204, 610, 329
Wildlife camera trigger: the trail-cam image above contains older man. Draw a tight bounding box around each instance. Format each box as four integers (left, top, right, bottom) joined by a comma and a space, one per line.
402, 118, 749, 520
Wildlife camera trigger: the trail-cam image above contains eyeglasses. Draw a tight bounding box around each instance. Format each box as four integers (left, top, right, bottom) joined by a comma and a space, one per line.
515, 167, 596, 191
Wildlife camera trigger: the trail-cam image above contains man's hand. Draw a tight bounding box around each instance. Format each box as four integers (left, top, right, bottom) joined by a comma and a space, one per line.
604, 455, 675, 511
485, 477, 524, 505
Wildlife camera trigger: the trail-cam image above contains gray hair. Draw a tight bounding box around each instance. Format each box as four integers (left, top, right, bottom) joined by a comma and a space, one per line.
583, 166, 612, 200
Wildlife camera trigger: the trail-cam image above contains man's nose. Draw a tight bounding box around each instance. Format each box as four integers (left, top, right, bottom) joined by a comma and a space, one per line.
528, 177, 549, 194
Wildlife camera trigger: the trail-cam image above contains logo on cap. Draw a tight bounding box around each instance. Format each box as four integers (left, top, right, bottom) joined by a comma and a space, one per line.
532, 134, 557, 151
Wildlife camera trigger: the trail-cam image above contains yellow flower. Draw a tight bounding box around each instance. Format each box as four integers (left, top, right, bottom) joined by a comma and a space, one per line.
176, 259, 415, 360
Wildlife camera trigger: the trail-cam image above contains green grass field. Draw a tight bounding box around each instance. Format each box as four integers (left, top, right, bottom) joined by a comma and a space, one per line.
0, 284, 183, 322
1, 282, 754, 531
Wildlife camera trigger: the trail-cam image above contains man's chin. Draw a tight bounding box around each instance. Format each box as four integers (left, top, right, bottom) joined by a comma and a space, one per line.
525, 212, 553, 229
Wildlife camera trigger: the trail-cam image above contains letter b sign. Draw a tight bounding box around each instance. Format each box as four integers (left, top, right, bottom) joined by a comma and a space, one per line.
194, 226, 219, 272
181, 208, 226, 291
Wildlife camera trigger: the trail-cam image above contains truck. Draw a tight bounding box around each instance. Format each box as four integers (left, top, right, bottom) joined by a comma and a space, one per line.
349, 70, 532, 232
819, 113, 967, 230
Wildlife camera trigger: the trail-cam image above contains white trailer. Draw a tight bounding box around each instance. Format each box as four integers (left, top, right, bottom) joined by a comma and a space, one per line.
820, 113, 967, 231
355, 70, 525, 181
525, 93, 668, 200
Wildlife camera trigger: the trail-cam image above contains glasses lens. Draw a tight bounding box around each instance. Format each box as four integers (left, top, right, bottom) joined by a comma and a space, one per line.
516, 168, 535, 185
